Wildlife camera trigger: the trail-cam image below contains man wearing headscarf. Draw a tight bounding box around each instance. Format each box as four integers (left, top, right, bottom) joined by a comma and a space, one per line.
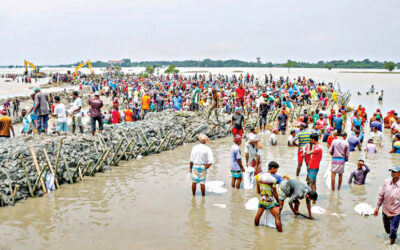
189, 134, 214, 196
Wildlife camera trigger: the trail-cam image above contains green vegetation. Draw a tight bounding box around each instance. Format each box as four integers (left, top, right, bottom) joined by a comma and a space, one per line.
3, 58, 398, 70
282, 60, 297, 72
145, 66, 155, 75
384, 61, 395, 71
164, 65, 179, 74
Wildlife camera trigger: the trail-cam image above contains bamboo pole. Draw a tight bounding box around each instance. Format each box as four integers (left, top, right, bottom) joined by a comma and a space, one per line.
63, 158, 73, 184
111, 139, 125, 166
72, 161, 82, 179
13, 185, 19, 199
144, 139, 157, 154
29, 146, 47, 193
139, 129, 150, 146
95, 146, 112, 173
19, 156, 34, 198
32, 164, 48, 193
78, 166, 83, 181
54, 138, 63, 175
156, 131, 172, 152
82, 160, 93, 176
43, 148, 60, 189
117, 138, 134, 164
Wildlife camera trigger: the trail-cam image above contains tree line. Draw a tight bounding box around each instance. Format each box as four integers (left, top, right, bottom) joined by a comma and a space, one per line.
3, 58, 399, 71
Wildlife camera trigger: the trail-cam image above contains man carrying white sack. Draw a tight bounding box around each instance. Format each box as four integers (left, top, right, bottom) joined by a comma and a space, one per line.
189, 134, 214, 196
278, 179, 318, 220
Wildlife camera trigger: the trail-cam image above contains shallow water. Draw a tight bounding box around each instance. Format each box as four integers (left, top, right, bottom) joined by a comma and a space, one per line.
0, 130, 399, 249
1, 67, 400, 249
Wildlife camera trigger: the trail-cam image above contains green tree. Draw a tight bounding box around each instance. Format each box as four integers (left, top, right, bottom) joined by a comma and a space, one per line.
145, 66, 155, 75
256, 57, 261, 64
384, 61, 395, 71
326, 64, 333, 70
282, 60, 297, 73
164, 64, 179, 74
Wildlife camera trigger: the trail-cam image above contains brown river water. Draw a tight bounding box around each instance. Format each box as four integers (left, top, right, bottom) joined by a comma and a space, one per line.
0, 68, 400, 249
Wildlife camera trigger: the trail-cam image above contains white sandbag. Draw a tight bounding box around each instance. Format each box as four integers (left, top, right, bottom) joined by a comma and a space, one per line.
262, 210, 276, 228
136, 154, 143, 160
205, 181, 227, 194
354, 203, 374, 216
243, 167, 255, 189
245, 197, 260, 211
213, 204, 227, 208
45, 173, 55, 191
324, 163, 332, 189
311, 206, 327, 215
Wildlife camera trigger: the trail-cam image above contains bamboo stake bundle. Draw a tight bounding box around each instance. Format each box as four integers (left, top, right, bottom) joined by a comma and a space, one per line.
29, 146, 47, 193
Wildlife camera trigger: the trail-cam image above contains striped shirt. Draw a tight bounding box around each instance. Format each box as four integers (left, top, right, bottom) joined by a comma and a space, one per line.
295, 130, 311, 147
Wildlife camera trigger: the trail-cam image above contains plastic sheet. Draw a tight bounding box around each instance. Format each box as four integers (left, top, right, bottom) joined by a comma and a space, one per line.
311, 206, 327, 215
354, 203, 374, 216
245, 197, 259, 211
45, 173, 55, 191
324, 163, 332, 189
205, 181, 227, 194
262, 210, 276, 228
243, 167, 255, 189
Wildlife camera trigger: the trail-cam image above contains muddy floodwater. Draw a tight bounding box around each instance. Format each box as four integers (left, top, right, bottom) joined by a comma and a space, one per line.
1, 68, 400, 249
0, 130, 399, 249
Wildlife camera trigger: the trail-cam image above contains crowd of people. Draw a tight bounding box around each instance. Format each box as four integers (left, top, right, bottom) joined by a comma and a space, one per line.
1, 71, 400, 245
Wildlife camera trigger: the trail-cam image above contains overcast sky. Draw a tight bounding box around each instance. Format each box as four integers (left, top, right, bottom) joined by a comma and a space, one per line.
0, 0, 399, 65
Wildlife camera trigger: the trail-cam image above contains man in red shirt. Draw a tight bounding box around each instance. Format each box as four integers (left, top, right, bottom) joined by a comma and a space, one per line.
306, 133, 323, 195
235, 83, 246, 107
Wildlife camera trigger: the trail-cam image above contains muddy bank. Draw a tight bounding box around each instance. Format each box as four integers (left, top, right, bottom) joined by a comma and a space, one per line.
0, 110, 231, 207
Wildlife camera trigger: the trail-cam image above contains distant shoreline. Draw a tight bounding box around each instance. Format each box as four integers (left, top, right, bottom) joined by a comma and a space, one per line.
339, 71, 400, 74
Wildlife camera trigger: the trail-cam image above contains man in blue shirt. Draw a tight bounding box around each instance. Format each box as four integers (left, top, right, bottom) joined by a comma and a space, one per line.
333, 113, 344, 135
348, 130, 361, 151
172, 93, 182, 111
371, 115, 383, 132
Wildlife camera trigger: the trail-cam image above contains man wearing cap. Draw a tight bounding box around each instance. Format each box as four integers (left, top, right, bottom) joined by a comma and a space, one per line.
0, 109, 14, 138
375, 166, 400, 245
89, 91, 104, 136
245, 133, 262, 175
371, 115, 383, 132
231, 107, 245, 137
33, 87, 51, 134
189, 134, 214, 196
230, 135, 245, 189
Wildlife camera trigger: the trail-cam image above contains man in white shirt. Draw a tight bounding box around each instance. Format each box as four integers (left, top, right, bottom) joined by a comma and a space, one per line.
53, 96, 67, 134
245, 133, 262, 175
370, 126, 383, 146
71, 91, 83, 134
189, 134, 214, 196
